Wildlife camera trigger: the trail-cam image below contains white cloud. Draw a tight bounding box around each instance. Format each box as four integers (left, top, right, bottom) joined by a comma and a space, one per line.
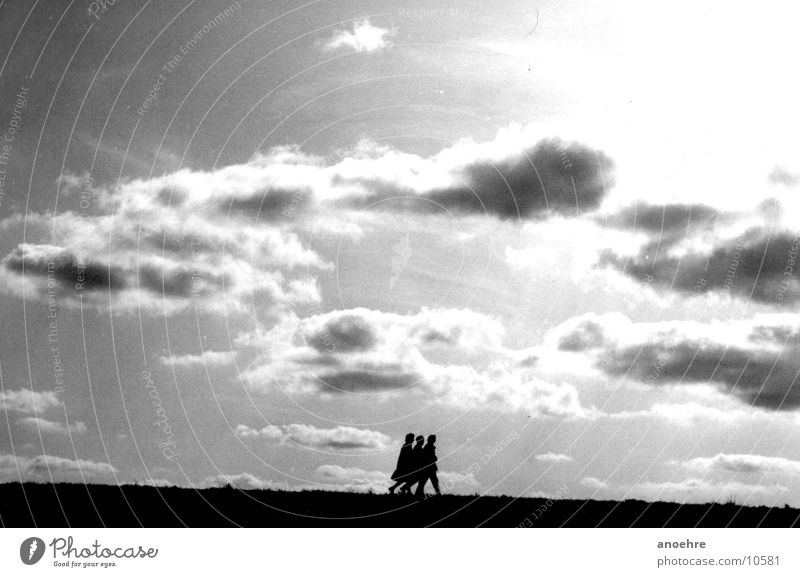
240, 307, 595, 417
0, 389, 61, 414
0, 161, 329, 316
438, 471, 481, 493
535, 452, 574, 464
314, 465, 480, 494
135, 478, 175, 487
235, 423, 392, 451
580, 476, 607, 490
579, 470, 789, 506
608, 401, 768, 427
17, 417, 87, 436
0, 124, 612, 316
678, 453, 800, 477
196, 467, 477, 494
160, 350, 237, 368
323, 20, 393, 53
624, 478, 788, 506
315, 464, 387, 491
0, 453, 117, 482
198, 472, 290, 491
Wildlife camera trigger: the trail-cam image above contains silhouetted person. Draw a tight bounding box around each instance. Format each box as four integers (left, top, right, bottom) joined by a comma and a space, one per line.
388, 433, 415, 494
397, 435, 425, 494
416, 434, 441, 498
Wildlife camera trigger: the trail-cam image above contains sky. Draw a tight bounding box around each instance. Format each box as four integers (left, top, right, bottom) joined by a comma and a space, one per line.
2, 0, 800, 507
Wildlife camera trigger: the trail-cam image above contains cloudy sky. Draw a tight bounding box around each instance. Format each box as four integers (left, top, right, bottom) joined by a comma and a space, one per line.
2, 0, 800, 507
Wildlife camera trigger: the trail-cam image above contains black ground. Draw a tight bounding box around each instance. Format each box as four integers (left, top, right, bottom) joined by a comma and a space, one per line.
1, 483, 798, 527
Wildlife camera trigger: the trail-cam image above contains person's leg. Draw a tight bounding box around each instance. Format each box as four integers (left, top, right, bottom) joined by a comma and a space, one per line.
398, 478, 414, 494
430, 472, 441, 495
415, 474, 428, 497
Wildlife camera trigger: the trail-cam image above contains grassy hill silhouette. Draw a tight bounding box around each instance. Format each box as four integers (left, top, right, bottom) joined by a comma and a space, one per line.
1, 482, 798, 527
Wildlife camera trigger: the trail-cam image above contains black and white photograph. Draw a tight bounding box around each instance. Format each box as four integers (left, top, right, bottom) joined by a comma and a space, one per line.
1, 0, 800, 562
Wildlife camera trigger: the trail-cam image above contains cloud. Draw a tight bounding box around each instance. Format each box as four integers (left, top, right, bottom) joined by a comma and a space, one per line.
135, 478, 175, 487
602, 203, 721, 236
679, 453, 800, 476
546, 311, 800, 410
621, 478, 787, 506
323, 19, 393, 53
336, 133, 614, 220
235, 423, 391, 451
198, 472, 291, 491
610, 401, 764, 427
437, 471, 481, 492
197, 468, 479, 494
421, 137, 614, 219
535, 452, 574, 463
580, 476, 607, 489
315, 464, 387, 491
0, 453, 117, 483
601, 229, 800, 304
240, 307, 594, 417
4, 244, 126, 291
596, 201, 800, 305
769, 165, 800, 186
17, 417, 87, 436
580, 473, 787, 505
549, 311, 629, 352
315, 465, 480, 494
160, 350, 237, 368
0, 389, 61, 414
0, 125, 612, 315
0, 165, 328, 315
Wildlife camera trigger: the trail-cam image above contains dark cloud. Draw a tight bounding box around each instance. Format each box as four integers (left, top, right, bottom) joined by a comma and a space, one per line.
603, 341, 800, 409
145, 231, 198, 255
155, 186, 188, 206
138, 265, 195, 297
343, 137, 614, 220
556, 316, 610, 351
137, 264, 228, 299
2, 243, 241, 304
3, 244, 125, 291
224, 188, 312, 219
600, 227, 800, 304
553, 313, 800, 411
306, 314, 377, 353
321, 439, 379, 449
434, 138, 614, 219
602, 203, 720, 235
317, 370, 420, 393
415, 326, 467, 346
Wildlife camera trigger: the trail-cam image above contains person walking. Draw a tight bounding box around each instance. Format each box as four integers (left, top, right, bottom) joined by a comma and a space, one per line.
415, 434, 441, 498
388, 433, 415, 494
397, 435, 425, 494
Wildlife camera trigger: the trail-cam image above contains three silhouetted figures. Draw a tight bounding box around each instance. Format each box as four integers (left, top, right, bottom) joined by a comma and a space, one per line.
388, 433, 441, 498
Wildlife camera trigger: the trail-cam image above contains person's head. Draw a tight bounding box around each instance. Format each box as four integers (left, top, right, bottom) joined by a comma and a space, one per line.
415, 435, 424, 445
427, 434, 436, 445
404, 433, 415, 444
